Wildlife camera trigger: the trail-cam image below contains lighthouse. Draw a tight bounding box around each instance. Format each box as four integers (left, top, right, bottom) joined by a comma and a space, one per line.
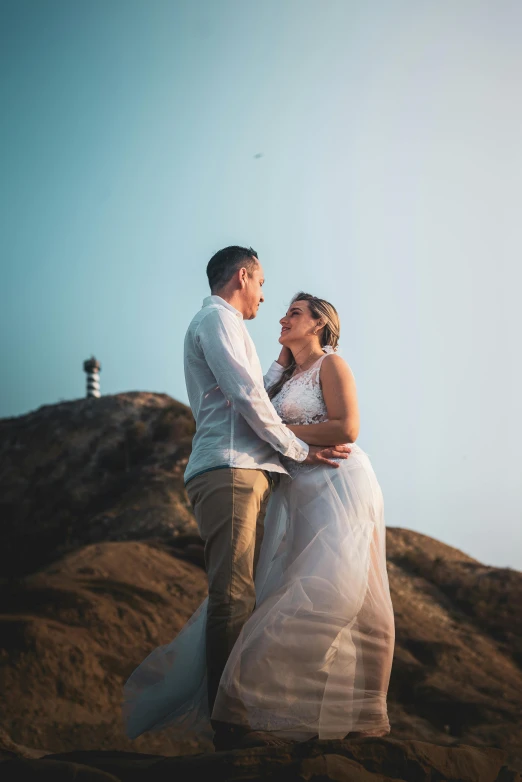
83, 356, 101, 398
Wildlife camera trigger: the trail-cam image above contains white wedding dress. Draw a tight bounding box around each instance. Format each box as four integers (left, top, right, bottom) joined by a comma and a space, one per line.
123, 354, 395, 741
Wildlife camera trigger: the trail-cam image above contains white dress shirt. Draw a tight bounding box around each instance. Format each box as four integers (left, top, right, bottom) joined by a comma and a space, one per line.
183, 295, 309, 485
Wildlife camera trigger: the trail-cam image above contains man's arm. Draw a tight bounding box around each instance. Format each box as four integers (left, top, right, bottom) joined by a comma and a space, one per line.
196, 309, 309, 462
263, 360, 284, 391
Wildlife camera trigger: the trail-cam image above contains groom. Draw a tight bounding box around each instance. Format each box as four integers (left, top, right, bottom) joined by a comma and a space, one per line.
183, 246, 350, 750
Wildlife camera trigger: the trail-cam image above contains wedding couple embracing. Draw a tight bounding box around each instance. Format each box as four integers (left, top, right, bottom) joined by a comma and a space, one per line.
123, 245, 395, 751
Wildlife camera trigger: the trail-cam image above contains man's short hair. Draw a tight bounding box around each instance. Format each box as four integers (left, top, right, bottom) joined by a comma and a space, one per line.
206, 246, 259, 293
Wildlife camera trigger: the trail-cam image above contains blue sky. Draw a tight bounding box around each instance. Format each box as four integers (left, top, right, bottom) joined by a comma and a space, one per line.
1, 0, 521, 568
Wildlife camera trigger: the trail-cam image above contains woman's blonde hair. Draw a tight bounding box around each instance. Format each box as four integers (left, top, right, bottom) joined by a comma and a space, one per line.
268, 292, 340, 399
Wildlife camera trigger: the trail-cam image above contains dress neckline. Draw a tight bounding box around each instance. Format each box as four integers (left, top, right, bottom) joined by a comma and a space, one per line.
290, 353, 326, 381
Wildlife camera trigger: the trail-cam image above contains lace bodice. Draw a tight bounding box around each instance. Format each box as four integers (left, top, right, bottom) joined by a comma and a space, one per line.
271, 354, 330, 477
272, 354, 329, 426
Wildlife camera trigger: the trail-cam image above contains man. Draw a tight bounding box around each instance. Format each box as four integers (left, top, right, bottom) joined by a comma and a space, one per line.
183, 245, 350, 750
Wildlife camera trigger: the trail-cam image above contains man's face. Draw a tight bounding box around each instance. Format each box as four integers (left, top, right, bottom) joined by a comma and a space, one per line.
242, 262, 265, 320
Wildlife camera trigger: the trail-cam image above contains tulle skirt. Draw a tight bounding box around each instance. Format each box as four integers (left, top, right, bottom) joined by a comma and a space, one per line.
123, 444, 395, 741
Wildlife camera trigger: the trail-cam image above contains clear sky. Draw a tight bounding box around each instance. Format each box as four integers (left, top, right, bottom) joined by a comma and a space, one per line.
2, 0, 521, 569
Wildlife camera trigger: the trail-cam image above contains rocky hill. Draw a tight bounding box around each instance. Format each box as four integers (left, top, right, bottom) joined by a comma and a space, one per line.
0, 393, 521, 776
0, 393, 197, 577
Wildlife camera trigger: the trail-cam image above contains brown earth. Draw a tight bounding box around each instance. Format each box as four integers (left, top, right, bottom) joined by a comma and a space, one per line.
1, 738, 520, 781
1, 393, 521, 775
0, 392, 197, 577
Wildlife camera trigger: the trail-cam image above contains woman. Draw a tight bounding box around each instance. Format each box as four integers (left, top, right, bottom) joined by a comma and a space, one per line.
123, 292, 395, 743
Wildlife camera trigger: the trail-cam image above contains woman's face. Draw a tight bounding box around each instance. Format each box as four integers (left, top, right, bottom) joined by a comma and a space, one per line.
279, 300, 320, 345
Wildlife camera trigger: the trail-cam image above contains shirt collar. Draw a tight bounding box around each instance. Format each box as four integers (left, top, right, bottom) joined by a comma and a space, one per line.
202, 295, 243, 319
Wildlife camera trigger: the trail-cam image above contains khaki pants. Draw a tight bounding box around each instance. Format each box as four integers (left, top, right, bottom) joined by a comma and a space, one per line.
186, 468, 272, 717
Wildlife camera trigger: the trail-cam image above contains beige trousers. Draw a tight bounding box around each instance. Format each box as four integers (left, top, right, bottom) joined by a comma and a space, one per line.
186, 467, 272, 717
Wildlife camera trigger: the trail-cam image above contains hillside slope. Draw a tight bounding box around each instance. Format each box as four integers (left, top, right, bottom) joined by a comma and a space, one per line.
0, 394, 520, 767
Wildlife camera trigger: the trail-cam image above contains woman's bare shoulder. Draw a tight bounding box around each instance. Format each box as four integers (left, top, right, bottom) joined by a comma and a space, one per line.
320, 353, 352, 374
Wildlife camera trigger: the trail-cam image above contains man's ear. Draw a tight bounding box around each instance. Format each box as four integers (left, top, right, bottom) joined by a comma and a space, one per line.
238, 267, 248, 287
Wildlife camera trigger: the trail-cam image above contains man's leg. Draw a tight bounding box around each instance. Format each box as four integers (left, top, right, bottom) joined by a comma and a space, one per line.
186, 468, 271, 718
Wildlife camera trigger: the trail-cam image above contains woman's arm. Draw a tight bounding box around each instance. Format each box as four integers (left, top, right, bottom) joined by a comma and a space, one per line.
287, 354, 360, 446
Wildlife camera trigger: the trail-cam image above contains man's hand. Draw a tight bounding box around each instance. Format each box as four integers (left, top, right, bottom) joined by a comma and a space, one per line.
304, 444, 351, 468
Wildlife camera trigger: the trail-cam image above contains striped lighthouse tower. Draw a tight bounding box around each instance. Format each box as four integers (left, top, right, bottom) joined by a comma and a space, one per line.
83, 356, 101, 398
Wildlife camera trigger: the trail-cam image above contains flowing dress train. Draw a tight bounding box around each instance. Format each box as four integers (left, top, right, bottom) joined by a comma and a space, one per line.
123, 354, 395, 740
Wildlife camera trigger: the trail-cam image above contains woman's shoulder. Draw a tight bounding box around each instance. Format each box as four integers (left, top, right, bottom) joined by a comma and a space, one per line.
319, 352, 348, 370
319, 352, 354, 381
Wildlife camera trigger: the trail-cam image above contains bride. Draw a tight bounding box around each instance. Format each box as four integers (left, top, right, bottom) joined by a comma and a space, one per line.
123, 292, 395, 745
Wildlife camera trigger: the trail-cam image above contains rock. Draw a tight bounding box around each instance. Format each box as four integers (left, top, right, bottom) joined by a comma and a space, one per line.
1, 394, 522, 766
1, 757, 121, 780
0, 727, 49, 759
0, 541, 210, 758
290, 753, 400, 781
0, 392, 197, 578
2, 738, 518, 781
